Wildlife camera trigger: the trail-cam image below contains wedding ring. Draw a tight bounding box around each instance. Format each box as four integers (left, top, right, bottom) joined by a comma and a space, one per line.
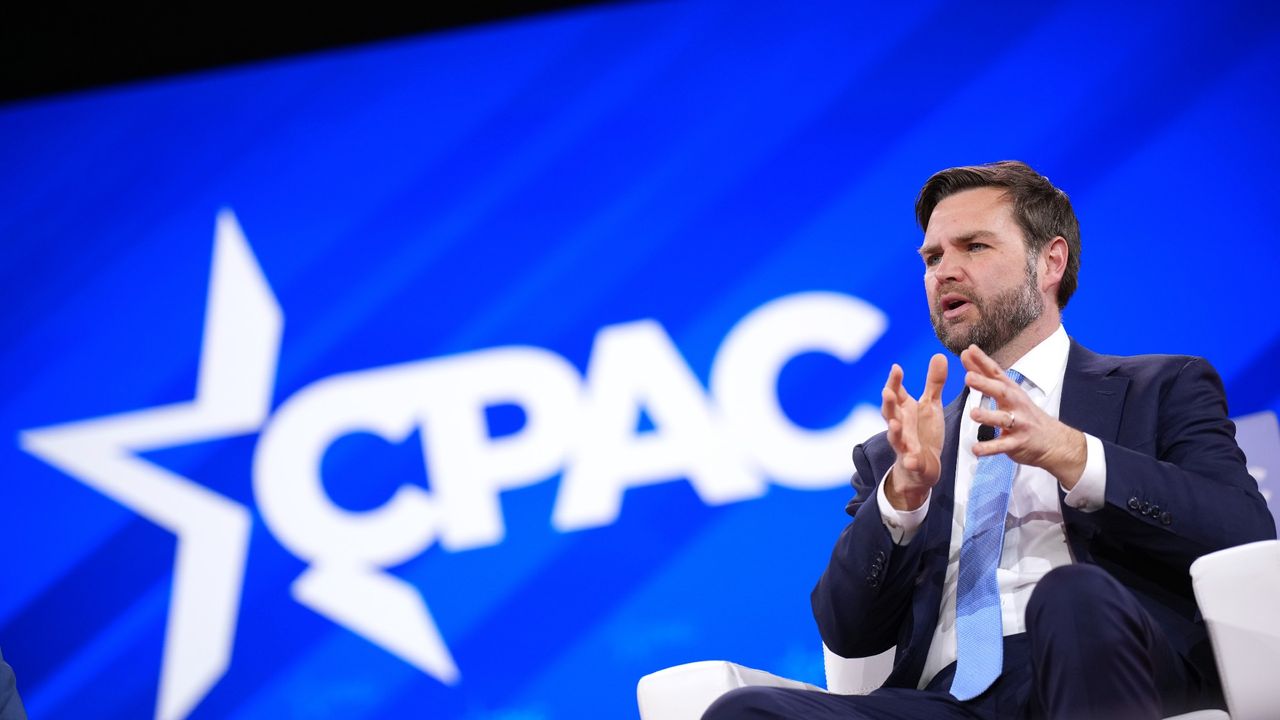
1006, 411, 1016, 429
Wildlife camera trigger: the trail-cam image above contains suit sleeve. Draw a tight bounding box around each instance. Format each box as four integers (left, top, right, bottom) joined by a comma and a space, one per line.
1088, 357, 1276, 568
0, 647, 26, 720
811, 438, 929, 659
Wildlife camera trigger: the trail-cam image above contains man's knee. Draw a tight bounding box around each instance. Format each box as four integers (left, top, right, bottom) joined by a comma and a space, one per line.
701, 686, 795, 720
1027, 564, 1122, 623
1027, 563, 1148, 652
1025, 565, 1182, 717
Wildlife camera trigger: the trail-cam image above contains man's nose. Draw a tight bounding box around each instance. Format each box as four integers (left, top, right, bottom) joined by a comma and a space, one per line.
932, 251, 963, 283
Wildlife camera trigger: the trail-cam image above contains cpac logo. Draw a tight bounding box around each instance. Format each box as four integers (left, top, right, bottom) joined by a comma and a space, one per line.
21, 211, 888, 719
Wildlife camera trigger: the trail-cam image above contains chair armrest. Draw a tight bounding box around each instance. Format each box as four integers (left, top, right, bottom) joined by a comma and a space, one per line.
637, 661, 822, 720
1190, 539, 1280, 720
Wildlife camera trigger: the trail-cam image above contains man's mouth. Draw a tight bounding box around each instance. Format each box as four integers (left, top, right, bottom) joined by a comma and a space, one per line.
939, 293, 973, 320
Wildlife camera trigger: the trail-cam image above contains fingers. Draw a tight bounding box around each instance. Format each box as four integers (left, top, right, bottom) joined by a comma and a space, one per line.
960, 344, 1003, 378
886, 363, 904, 396
969, 406, 1022, 457
964, 371, 1016, 406
970, 399, 1039, 463
886, 415, 904, 452
970, 405, 1016, 429
883, 365, 911, 455
921, 353, 948, 403
882, 364, 905, 416
881, 371, 900, 425
880, 358, 946, 488
961, 344, 1030, 409
888, 420, 921, 466
971, 435, 1015, 458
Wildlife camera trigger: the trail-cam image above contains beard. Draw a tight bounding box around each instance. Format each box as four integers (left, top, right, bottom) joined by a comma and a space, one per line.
930, 259, 1044, 356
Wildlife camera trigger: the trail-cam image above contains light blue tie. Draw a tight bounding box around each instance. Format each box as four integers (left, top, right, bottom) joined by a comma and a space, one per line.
951, 369, 1024, 701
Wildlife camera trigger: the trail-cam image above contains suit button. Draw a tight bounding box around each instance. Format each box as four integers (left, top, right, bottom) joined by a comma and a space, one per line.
1160, 512, 1172, 525
1139, 501, 1151, 513
1148, 504, 1161, 517
1128, 497, 1140, 510
877, 551, 887, 562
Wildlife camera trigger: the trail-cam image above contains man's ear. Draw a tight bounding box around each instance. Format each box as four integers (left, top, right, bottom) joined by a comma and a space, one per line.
1041, 236, 1068, 290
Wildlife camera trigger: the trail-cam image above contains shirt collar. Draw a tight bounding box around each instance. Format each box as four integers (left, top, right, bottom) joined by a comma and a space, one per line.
1008, 324, 1069, 396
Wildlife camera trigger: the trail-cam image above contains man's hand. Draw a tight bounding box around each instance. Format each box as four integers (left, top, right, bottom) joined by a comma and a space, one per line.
882, 353, 948, 510
960, 344, 1087, 488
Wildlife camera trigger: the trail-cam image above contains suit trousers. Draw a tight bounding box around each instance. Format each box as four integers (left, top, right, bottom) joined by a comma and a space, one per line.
702, 565, 1223, 720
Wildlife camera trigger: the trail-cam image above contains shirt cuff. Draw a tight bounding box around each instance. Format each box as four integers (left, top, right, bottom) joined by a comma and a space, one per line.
1062, 432, 1106, 512
877, 466, 930, 545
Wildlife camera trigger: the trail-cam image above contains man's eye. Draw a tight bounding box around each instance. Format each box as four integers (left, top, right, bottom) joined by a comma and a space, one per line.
925, 254, 941, 266
968, 243, 988, 252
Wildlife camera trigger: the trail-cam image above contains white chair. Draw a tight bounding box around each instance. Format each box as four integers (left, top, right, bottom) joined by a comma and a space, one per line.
637, 539, 1280, 720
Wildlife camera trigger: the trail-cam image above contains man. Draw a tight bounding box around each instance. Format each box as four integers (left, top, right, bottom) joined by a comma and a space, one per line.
704, 161, 1275, 719
0, 648, 25, 720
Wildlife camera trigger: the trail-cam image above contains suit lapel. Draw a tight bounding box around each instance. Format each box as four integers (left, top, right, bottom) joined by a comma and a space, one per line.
1059, 340, 1128, 442
1058, 340, 1128, 558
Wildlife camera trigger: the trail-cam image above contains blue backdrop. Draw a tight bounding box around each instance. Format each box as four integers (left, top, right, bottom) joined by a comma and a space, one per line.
3, 2, 1279, 718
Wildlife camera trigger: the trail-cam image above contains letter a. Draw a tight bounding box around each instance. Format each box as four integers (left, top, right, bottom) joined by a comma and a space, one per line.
553, 319, 763, 532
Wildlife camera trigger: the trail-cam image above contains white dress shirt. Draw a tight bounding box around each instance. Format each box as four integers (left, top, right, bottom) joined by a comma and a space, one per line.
875, 325, 1108, 688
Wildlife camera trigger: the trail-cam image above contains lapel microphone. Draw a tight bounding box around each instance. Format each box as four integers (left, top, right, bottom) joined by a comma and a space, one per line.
977, 425, 996, 442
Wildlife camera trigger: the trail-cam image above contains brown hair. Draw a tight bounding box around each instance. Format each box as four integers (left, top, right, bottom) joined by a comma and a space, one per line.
915, 160, 1081, 308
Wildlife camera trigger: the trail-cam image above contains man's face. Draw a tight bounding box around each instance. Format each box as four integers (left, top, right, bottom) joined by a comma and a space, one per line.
919, 187, 1044, 356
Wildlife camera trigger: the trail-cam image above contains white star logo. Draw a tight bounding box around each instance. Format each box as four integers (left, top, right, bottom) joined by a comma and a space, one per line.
20, 211, 457, 720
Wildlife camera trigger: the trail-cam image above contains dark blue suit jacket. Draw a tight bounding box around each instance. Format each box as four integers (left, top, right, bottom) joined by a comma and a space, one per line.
0, 647, 25, 720
812, 341, 1277, 690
